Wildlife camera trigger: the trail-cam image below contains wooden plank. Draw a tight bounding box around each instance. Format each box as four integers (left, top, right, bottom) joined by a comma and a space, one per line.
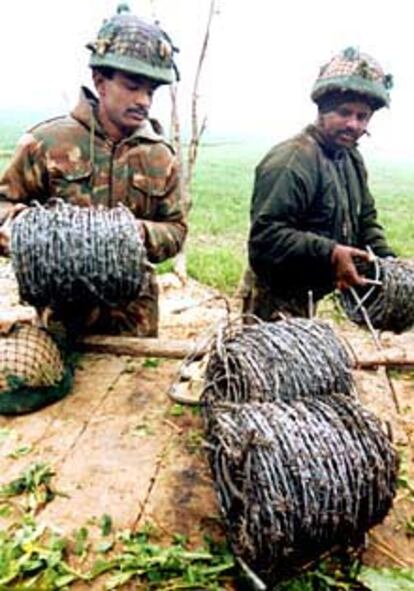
0, 354, 126, 533
38, 359, 179, 535
137, 409, 221, 546
0, 356, 126, 466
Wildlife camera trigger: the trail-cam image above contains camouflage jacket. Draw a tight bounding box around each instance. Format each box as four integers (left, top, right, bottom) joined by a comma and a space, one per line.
249, 124, 394, 300
0, 87, 187, 264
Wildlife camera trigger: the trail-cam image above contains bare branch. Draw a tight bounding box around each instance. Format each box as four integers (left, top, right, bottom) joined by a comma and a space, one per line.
165, 0, 219, 280
187, 0, 217, 186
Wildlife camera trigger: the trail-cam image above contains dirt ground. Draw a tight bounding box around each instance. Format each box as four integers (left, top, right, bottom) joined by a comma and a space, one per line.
0, 262, 413, 588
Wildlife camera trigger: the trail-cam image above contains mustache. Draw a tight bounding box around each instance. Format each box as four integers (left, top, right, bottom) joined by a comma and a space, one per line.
336, 129, 359, 140
337, 128, 370, 139
126, 106, 149, 118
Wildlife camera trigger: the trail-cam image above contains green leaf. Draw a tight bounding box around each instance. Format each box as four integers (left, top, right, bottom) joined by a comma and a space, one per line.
100, 513, 113, 536
7, 444, 33, 459
406, 515, 414, 536
89, 557, 117, 577
106, 570, 135, 589
0, 503, 11, 517
54, 573, 77, 588
359, 567, 414, 591
96, 540, 114, 554
169, 403, 185, 416
143, 357, 161, 369
74, 526, 89, 556
172, 533, 188, 546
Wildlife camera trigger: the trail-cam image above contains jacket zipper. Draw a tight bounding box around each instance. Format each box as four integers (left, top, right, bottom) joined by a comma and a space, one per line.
108, 143, 117, 207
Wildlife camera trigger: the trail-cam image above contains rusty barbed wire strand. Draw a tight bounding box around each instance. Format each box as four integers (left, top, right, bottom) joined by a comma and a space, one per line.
340, 257, 414, 333
204, 396, 398, 586
10, 199, 146, 309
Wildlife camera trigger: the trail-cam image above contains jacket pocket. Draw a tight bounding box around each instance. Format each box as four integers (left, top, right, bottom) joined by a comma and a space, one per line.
47, 160, 94, 206
129, 171, 169, 218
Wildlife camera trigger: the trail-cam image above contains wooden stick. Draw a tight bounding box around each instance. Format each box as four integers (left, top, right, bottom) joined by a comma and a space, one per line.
369, 534, 412, 568
80, 335, 208, 360
353, 347, 414, 369
79, 334, 414, 368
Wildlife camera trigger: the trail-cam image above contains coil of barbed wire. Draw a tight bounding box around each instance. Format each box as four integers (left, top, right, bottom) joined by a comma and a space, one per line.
205, 396, 397, 585
201, 318, 354, 411
10, 199, 146, 309
340, 257, 414, 333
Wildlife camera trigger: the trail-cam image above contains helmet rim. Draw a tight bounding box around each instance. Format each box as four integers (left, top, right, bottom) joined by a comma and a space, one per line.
89, 52, 174, 84
311, 75, 390, 109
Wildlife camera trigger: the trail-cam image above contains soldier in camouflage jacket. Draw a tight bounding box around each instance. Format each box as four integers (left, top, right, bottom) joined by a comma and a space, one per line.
243, 48, 395, 320
0, 6, 187, 337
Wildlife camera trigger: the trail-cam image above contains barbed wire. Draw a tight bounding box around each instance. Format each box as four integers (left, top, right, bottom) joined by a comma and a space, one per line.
340, 257, 414, 333
200, 317, 398, 585
201, 318, 355, 409
204, 396, 398, 585
10, 199, 146, 309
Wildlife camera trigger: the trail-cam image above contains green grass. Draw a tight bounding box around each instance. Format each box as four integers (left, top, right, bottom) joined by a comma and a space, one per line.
187, 141, 265, 291
1, 121, 414, 293
368, 162, 414, 257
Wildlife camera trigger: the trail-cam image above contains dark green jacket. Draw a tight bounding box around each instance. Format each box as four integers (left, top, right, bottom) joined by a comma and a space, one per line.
248, 124, 394, 299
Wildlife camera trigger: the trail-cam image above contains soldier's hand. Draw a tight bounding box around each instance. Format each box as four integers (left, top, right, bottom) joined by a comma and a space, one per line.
136, 219, 146, 243
0, 204, 27, 257
331, 244, 372, 291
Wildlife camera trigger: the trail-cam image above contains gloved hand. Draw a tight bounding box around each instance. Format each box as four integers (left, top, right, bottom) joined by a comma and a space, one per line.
0, 204, 27, 257
331, 244, 373, 291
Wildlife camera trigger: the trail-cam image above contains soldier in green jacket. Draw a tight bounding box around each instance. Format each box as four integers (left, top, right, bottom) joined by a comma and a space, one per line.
0, 5, 187, 337
244, 47, 395, 320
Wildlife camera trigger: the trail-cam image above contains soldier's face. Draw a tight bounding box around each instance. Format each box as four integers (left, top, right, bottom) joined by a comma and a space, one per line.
317, 100, 373, 149
94, 71, 158, 139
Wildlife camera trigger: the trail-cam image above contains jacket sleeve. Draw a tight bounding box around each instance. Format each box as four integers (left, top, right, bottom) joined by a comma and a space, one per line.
0, 133, 47, 205
354, 155, 395, 257
248, 147, 336, 285
141, 154, 188, 263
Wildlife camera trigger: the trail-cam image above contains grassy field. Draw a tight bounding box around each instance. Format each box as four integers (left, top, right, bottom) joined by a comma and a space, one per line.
1, 122, 414, 294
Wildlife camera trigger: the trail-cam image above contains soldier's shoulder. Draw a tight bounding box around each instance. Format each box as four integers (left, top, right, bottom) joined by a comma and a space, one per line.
258, 130, 316, 173
29, 114, 84, 141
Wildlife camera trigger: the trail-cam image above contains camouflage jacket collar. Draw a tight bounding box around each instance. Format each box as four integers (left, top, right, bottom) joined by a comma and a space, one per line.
71, 86, 165, 144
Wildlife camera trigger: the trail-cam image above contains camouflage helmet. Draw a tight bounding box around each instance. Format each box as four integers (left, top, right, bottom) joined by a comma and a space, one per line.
87, 4, 178, 84
0, 325, 73, 415
311, 47, 393, 110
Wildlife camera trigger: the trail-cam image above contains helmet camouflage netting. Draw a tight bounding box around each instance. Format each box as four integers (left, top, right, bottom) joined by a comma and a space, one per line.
311, 47, 393, 110
87, 4, 179, 84
0, 325, 73, 415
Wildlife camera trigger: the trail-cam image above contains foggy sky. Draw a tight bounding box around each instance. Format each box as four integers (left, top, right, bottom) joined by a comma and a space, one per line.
1, 0, 413, 161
